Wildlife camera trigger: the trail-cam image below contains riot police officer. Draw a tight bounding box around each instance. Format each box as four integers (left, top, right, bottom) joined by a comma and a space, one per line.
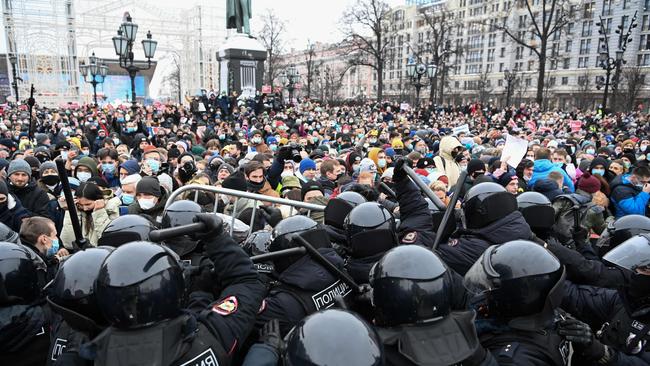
464, 240, 571, 365
85, 213, 265, 366
517, 191, 556, 240
160, 199, 203, 259
242, 309, 385, 366
343, 202, 398, 283
256, 215, 352, 336
97, 214, 155, 247
595, 214, 650, 257
370, 245, 495, 365
561, 234, 650, 363
437, 182, 532, 276
0, 241, 49, 366
46, 246, 114, 365
242, 230, 275, 284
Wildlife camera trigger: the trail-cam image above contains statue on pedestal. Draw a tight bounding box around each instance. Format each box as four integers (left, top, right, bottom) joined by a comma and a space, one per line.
226, 0, 252, 35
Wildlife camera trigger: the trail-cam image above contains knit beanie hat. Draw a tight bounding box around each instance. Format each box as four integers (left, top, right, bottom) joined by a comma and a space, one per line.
301, 180, 324, 200
136, 176, 162, 197
39, 161, 58, 175
7, 159, 31, 177
358, 158, 377, 174
222, 171, 247, 192
299, 158, 317, 174
119, 159, 141, 176
467, 159, 486, 176
0, 179, 7, 195
577, 172, 601, 194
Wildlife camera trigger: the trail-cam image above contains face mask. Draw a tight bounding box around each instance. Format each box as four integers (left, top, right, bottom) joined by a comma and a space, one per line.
460, 164, 468, 172
357, 133, 365, 139
270, 144, 278, 151
138, 198, 156, 210
407, 143, 413, 151
642, 145, 649, 153
247, 179, 265, 192
77, 171, 91, 182
81, 150, 90, 156
416, 147, 427, 154
113, 138, 121, 145
592, 168, 605, 176
378, 158, 387, 168
147, 159, 161, 174
426, 168, 436, 175
586, 149, 595, 155
369, 138, 377, 144
252, 137, 262, 144
46, 237, 59, 258
281, 171, 294, 178
41, 174, 60, 186
121, 193, 134, 205
219, 134, 226, 140
624, 161, 632, 169
102, 163, 116, 174
126, 127, 136, 133
60, 151, 68, 160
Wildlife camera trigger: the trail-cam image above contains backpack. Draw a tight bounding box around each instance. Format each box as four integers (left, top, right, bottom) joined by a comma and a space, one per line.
551, 194, 597, 242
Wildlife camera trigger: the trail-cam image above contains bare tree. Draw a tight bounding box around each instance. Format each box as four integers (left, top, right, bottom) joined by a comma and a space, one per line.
340, 0, 391, 101
492, 0, 576, 105
620, 66, 646, 111
476, 72, 493, 104
418, 5, 464, 104
323, 66, 344, 103
575, 70, 592, 111
162, 53, 182, 104
305, 42, 323, 99
258, 9, 287, 88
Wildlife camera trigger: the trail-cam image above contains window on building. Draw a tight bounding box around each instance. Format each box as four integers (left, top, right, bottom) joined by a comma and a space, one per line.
563, 58, 571, 69
499, 62, 504, 72
581, 21, 593, 37
579, 39, 591, 54
562, 77, 569, 85
525, 78, 531, 86
500, 47, 506, 57
602, 0, 613, 16
549, 77, 556, 86
565, 40, 573, 52
583, 2, 595, 18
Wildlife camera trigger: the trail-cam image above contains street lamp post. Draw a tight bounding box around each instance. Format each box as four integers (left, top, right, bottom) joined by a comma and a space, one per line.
503, 68, 517, 107
9, 55, 21, 103
596, 11, 637, 112
279, 65, 300, 105
406, 61, 437, 108
79, 52, 108, 106
112, 13, 157, 111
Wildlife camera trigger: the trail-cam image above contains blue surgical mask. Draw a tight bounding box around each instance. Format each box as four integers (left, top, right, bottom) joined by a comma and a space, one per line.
378, 158, 387, 168
77, 171, 92, 182
592, 168, 605, 176
126, 127, 136, 133
113, 138, 121, 145
121, 193, 134, 205
102, 163, 116, 174
147, 159, 160, 174
47, 238, 59, 258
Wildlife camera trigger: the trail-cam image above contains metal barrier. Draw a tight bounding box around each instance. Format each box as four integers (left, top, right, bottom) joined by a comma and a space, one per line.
166, 184, 326, 236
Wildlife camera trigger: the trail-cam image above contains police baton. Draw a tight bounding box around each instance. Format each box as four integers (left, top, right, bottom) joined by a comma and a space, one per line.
432, 170, 467, 250
402, 165, 446, 210
250, 247, 307, 263
290, 234, 365, 294
149, 222, 206, 243
379, 182, 396, 200
56, 159, 88, 251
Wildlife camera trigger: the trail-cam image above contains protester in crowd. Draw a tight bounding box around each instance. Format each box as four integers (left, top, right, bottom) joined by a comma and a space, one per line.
127, 176, 169, 223
610, 165, 650, 218
7, 159, 51, 218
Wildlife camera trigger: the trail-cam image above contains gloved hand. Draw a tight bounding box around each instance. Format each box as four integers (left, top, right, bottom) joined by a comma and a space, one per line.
572, 227, 589, 248
260, 206, 283, 228
393, 158, 408, 183
259, 319, 285, 355
277, 145, 292, 162
189, 263, 215, 294
558, 318, 606, 361
193, 213, 223, 240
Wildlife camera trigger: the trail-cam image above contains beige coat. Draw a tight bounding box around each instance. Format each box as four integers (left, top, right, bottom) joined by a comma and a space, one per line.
61, 197, 121, 249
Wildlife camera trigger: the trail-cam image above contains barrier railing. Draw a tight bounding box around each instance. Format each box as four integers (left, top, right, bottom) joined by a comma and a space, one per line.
166, 184, 326, 236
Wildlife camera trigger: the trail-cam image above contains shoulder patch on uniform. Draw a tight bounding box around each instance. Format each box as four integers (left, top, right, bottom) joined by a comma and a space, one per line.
212, 296, 238, 316
402, 231, 418, 244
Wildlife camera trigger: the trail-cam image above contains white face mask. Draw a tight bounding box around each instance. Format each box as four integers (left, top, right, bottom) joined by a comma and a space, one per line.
138, 198, 156, 210
77, 172, 92, 182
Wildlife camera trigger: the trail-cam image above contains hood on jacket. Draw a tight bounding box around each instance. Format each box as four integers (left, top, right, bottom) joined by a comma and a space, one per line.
533, 178, 564, 201
278, 247, 342, 291
439, 136, 462, 160
76, 157, 99, 177
532, 159, 559, 173
367, 147, 385, 174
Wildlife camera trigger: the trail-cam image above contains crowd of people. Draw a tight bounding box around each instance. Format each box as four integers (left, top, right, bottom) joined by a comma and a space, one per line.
2, 94, 650, 365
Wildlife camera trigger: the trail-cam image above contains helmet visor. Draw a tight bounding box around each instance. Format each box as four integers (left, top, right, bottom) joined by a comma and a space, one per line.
463, 245, 500, 295
603, 234, 650, 272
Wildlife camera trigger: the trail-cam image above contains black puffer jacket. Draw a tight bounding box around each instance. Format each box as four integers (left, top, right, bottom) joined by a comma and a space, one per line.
437, 211, 533, 276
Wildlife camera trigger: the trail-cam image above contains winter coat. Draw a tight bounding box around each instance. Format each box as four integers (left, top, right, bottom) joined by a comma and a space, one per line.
61, 197, 121, 249
8, 180, 51, 219
528, 159, 575, 192
610, 174, 650, 218
433, 136, 462, 186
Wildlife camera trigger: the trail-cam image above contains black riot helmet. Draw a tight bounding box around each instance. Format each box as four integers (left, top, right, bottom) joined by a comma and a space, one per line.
95, 241, 185, 329
603, 234, 650, 318
162, 200, 202, 228
98, 215, 155, 247
344, 202, 398, 258
242, 230, 275, 274
426, 198, 458, 243
0, 242, 46, 305
161, 200, 203, 256
596, 215, 650, 258
463, 182, 518, 229
464, 240, 565, 320
370, 245, 451, 327
47, 247, 114, 331
0, 222, 20, 244
324, 191, 366, 229
284, 309, 384, 366
271, 216, 331, 273
516, 192, 555, 239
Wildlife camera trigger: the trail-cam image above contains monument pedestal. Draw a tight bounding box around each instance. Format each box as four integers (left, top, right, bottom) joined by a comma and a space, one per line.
217, 34, 266, 99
